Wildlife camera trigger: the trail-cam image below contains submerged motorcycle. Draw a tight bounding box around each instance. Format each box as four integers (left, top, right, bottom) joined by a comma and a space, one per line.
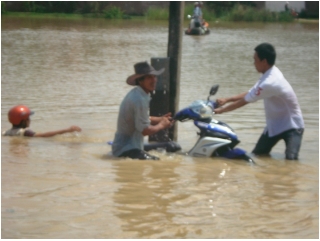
109, 85, 254, 163
170, 85, 254, 163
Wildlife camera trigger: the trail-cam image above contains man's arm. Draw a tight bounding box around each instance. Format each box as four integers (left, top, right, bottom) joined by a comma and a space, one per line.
142, 117, 173, 136
214, 98, 248, 114
216, 92, 247, 107
34, 126, 81, 137
149, 112, 172, 125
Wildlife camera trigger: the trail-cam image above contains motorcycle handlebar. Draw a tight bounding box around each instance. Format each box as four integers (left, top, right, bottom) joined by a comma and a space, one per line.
207, 100, 219, 109
173, 100, 218, 121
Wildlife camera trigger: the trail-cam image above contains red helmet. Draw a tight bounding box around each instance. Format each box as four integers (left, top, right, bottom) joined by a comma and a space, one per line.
8, 105, 34, 125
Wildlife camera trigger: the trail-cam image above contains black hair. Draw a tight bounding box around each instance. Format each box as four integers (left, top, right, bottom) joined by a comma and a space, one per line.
254, 43, 276, 66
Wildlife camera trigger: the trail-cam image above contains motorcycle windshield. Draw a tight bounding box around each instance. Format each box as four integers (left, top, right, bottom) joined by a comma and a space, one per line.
189, 100, 213, 119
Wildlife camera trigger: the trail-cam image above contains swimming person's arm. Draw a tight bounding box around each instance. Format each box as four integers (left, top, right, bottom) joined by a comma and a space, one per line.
34, 126, 81, 137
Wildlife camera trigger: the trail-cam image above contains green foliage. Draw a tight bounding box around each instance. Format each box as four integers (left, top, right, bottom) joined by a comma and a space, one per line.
277, 12, 296, 22
184, 4, 194, 19
21, 1, 77, 13
1, 2, 299, 22
184, 2, 293, 23
22, 1, 35, 12
104, 6, 124, 19
206, 1, 256, 17
1, 2, 6, 14
145, 7, 169, 20
201, 7, 216, 21
221, 4, 294, 22
49, 2, 77, 14
80, 2, 102, 15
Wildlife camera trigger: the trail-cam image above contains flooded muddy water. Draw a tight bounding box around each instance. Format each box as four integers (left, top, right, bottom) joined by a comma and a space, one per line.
1, 16, 318, 238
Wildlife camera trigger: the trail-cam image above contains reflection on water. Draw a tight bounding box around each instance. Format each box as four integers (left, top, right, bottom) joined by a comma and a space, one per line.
1, 16, 319, 238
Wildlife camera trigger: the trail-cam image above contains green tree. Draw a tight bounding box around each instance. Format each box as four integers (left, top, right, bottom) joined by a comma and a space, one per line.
1, 2, 6, 14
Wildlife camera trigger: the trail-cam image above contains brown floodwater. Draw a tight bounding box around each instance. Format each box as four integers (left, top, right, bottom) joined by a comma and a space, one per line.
1, 16, 318, 238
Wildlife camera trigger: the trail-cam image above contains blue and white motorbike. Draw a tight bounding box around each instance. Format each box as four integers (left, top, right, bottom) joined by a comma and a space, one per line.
109, 85, 254, 163
171, 85, 254, 163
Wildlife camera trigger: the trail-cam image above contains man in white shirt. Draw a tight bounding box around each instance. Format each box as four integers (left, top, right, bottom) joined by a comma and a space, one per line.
214, 43, 304, 160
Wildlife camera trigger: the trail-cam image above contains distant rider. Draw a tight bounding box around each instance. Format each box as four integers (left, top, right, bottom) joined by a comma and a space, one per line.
190, 2, 202, 29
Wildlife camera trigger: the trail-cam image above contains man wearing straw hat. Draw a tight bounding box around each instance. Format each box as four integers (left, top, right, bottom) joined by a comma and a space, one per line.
112, 61, 174, 160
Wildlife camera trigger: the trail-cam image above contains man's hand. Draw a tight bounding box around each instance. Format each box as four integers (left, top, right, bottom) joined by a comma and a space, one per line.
216, 98, 228, 107
162, 112, 172, 118
159, 117, 172, 129
213, 107, 223, 114
162, 113, 175, 127
214, 98, 249, 115
143, 114, 174, 136
150, 113, 173, 125
68, 126, 82, 132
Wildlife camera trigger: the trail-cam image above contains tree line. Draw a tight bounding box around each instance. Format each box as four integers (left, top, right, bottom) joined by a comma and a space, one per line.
2, 1, 316, 21
1, 1, 257, 15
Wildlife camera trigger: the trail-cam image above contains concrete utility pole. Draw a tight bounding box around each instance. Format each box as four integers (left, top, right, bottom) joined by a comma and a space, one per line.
167, 1, 184, 141
149, 2, 184, 143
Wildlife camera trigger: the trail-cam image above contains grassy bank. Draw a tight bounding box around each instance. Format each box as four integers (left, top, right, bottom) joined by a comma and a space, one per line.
2, 12, 85, 19
2, 5, 318, 23
218, 4, 295, 22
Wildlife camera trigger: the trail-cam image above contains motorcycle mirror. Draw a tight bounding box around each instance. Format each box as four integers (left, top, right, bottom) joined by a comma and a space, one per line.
209, 85, 219, 96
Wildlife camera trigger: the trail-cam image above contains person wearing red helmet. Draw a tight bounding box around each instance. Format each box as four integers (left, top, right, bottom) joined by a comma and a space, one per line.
3, 105, 82, 137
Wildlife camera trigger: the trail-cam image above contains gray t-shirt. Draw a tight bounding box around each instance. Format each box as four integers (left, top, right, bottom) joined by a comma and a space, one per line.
112, 86, 151, 156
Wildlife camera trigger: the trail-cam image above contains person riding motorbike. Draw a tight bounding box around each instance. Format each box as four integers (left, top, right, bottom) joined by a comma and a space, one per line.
190, 2, 202, 29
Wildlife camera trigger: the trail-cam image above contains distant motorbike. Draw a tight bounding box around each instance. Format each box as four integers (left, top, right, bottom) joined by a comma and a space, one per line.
185, 14, 210, 35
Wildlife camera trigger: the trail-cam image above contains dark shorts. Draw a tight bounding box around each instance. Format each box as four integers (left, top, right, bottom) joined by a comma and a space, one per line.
119, 149, 159, 160
252, 128, 304, 160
